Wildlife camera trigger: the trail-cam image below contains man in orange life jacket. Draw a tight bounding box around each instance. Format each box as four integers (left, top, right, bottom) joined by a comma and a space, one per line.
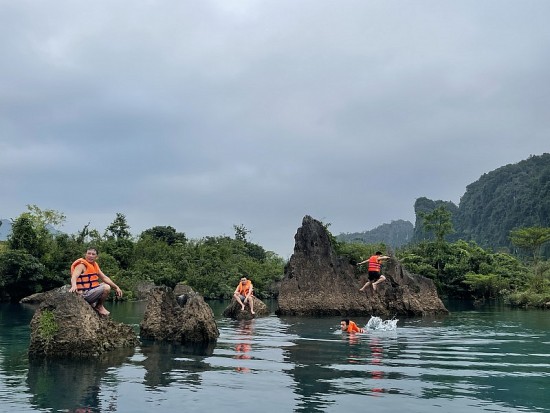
341, 319, 364, 333
357, 251, 390, 293
69, 247, 123, 316
233, 276, 255, 314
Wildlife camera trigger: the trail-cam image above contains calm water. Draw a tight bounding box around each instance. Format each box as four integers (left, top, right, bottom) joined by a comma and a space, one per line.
0, 300, 549, 413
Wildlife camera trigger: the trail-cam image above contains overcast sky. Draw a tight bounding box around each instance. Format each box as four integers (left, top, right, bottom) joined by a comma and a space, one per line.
1, 1, 549, 258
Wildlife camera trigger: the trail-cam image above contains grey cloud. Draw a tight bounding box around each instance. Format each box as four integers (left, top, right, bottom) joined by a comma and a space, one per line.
2, 1, 550, 256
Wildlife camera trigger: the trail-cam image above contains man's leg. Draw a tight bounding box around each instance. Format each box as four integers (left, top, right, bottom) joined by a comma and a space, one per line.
246, 296, 255, 314
94, 284, 111, 315
359, 280, 371, 292
234, 293, 246, 311
372, 275, 386, 291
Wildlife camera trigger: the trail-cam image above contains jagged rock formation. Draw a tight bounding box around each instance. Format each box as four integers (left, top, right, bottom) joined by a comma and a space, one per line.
20, 285, 71, 304
276, 215, 448, 317
140, 285, 219, 343
222, 296, 270, 320
28, 291, 139, 358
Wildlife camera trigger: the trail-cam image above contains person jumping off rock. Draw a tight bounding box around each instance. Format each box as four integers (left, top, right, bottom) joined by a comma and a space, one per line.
358, 251, 390, 293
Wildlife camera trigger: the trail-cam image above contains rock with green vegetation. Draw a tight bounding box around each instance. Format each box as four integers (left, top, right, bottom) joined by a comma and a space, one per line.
28, 291, 139, 358
277, 215, 449, 317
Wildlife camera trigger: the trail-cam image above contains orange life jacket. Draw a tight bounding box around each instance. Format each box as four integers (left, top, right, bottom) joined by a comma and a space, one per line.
347, 321, 362, 333
368, 255, 381, 272
237, 280, 253, 296
71, 258, 101, 291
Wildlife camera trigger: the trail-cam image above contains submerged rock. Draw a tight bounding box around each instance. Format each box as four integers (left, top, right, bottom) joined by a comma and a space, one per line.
276, 215, 448, 317
28, 291, 139, 358
222, 296, 270, 320
140, 286, 219, 343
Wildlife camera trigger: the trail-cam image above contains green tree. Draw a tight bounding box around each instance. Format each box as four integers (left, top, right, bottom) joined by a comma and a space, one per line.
103, 213, 134, 269
140, 226, 187, 246
24, 204, 66, 228
234, 224, 251, 242
8, 216, 44, 257
104, 213, 132, 241
419, 205, 454, 243
509, 226, 550, 263
0, 250, 45, 301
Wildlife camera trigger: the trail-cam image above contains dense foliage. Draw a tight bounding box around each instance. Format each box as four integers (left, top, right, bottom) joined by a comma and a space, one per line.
398, 214, 550, 306
396, 240, 530, 299
457, 153, 550, 255
0, 206, 285, 302
412, 198, 461, 243
341, 154, 550, 263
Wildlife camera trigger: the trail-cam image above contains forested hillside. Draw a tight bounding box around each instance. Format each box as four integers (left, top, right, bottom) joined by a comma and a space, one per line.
337, 219, 414, 249
341, 153, 550, 257
411, 198, 460, 243
412, 153, 550, 256
455, 153, 550, 253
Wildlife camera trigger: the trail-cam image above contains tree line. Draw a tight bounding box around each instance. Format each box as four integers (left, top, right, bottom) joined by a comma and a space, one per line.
2, 204, 549, 307
397, 206, 550, 307
0, 206, 285, 302
412, 153, 550, 259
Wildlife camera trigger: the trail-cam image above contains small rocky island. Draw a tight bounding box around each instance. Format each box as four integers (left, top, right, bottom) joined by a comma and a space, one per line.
28, 290, 139, 358
222, 296, 270, 320
276, 215, 448, 317
140, 284, 219, 343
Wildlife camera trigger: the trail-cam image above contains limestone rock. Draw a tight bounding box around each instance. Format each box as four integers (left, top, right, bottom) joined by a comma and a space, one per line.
28, 291, 139, 358
222, 296, 270, 320
140, 286, 219, 343
20, 285, 70, 304
276, 215, 448, 317
134, 281, 156, 300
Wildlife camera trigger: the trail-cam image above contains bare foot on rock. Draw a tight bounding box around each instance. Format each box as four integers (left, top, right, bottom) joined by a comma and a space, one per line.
95, 305, 110, 316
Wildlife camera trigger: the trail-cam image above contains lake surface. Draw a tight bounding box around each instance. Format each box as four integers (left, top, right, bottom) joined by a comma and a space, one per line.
0, 300, 548, 413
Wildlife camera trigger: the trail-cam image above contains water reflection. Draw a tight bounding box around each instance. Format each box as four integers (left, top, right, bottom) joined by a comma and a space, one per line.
280, 318, 343, 413
26, 347, 134, 413
140, 340, 215, 389
233, 320, 254, 373
2, 302, 550, 412
368, 337, 385, 394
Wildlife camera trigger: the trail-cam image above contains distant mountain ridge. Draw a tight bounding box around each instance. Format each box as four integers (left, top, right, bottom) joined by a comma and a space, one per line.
337, 153, 550, 256
454, 153, 550, 252
337, 219, 414, 249
0, 219, 62, 241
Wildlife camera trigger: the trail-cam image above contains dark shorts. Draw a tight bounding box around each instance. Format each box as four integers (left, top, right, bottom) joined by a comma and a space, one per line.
368, 271, 381, 282
82, 284, 107, 304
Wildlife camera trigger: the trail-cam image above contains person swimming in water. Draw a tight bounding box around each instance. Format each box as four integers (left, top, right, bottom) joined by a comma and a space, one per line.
340, 319, 364, 333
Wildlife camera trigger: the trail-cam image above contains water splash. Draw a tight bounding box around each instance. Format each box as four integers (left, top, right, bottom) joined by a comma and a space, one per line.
365, 316, 398, 331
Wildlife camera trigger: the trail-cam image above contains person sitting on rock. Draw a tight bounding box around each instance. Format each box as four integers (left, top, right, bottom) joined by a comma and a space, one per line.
341, 319, 364, 333
233, 276, 255, 315
69, 247, 123, 316
358, 251, 390, 292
